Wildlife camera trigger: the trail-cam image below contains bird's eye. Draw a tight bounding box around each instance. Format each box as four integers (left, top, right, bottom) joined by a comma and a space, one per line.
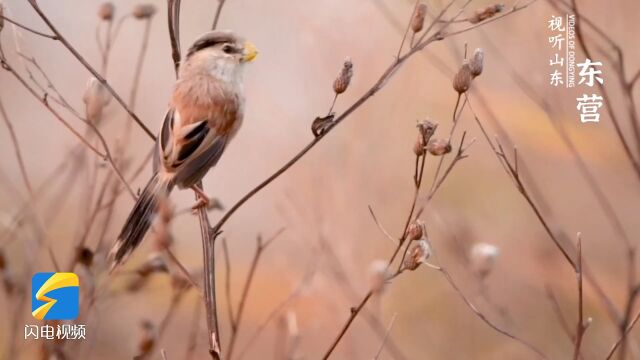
222, 44, 233, 54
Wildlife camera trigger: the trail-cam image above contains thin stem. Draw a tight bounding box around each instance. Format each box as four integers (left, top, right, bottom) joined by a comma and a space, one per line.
0, 96, 33, 196
0, 14, 58, 39
211, 0, 227, 30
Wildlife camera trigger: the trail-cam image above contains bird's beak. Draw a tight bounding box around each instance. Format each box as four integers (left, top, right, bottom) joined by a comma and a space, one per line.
242, 41, 258, 63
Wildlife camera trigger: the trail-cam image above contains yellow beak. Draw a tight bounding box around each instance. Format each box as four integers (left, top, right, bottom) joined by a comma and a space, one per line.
242, 41, 258, 62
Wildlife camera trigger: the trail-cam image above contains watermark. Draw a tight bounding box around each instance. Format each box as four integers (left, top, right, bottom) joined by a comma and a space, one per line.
547, 14, 605, 123
24, 272, 87, 342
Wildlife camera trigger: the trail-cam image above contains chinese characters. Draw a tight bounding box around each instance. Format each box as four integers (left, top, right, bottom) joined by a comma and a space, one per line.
548, 14, 605, 123
24, 324, 86, 340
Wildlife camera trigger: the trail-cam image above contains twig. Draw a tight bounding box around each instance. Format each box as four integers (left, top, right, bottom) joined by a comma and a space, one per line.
211, 0, 227, 30
372, 313, 398, 360
607, 310, 640, 360
0, 14, 57, 39
0, 96, 33, 196
27, 0, 155, 140
226, 230, 282, 359
572, 234, 589, 360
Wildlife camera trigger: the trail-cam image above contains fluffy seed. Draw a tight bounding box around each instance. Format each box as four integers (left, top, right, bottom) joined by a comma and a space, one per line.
453, 62, 473, 93
426, 138, 452, 156
132, 4, 157, 19
469, 48, 484, 77
411, 3, 428, 33
403, 240, 431, 271
98, 2, 115, 21
470, 242, 500, 278
333, 58, 353, 94
369, 260, 392, 294
83, 77, 112, 124
468, 4, 504, 24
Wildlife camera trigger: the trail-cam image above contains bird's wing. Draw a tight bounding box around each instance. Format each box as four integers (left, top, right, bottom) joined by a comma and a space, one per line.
156, 108, 229, 188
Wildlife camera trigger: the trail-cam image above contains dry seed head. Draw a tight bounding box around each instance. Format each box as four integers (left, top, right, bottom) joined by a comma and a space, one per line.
426, 138, 452, 156
83, 77, 112, 124
98, 2, 115, 21
333, 57, 353, 94
312, 113, 335, 138
369, 260, 392, 294
468, 4, 505, 24
406, 220, 425, 241
416, 119, 437, 140
132, 4, 157, 19
469, 48, 484, 77
411, 3, 428, 33
403, 240, 431, 271
471, 242, 500, 278
453, 62, 473, 93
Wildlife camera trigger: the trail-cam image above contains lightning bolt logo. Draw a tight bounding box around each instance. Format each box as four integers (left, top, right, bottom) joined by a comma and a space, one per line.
31, 272, 80, 320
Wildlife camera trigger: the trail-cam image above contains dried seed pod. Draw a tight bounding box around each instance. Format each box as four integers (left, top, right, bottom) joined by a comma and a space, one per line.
470, 242, 500, 278
312, 113, 335, 137
416, 119, 437, 140
426, 138, 452, 156
406, 220, 424, 241
469, 48, 484, 77
132, 4, 157, 19
333, 58, 353, 94
468, 4, 505, 24
453, 62, 473, 93
413, 136, 426, 156
76, 247, 94, 267
411, 3, 428, 33
98, 2, 115, 21
403, 240, 431, 271
369, 260, 392, 294
83, 77, 112, 124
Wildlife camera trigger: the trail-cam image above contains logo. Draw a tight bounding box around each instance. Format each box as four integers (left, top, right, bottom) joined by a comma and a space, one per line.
31, 272, 79, 321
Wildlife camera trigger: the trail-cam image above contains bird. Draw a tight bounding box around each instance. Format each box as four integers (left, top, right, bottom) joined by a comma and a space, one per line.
109, 30, 258, 269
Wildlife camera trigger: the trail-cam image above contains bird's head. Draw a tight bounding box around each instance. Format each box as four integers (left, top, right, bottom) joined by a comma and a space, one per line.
182, 30, 257, 81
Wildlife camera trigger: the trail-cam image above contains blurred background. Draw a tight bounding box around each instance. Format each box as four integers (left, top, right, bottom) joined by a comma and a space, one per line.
1, 0, 639, 358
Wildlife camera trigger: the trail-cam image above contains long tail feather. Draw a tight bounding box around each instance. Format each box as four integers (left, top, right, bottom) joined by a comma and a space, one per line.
109, 172, 173, 270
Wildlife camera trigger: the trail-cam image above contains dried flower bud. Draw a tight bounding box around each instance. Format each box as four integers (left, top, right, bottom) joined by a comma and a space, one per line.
453, 62, 473, 93
76, 247, 94, 267
406, 220, 424, 241
137, 320, 156, 356
312, 113, 335, 138
469, 48, 484, 77
98, 2, 115, 21
333, 57, 353, 94
403, 240, 431, 271
468, 4, 504, 24
411, 4, 428, 33
416, 119, 437, 140
470, 242, 500, 278
369, 260, 392, 294
83, 77, 112, 124
413, 135, 426, 156
426, 138, 452, 156
132, 4, 157, 19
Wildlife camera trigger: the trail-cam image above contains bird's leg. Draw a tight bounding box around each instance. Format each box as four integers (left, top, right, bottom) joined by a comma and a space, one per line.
190, 184, 211, 210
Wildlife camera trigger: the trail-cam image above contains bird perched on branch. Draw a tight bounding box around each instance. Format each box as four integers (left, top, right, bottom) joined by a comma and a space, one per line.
109, 30, 258, 269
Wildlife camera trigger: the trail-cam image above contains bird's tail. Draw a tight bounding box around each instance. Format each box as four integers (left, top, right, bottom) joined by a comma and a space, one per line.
109, 172, 173, 271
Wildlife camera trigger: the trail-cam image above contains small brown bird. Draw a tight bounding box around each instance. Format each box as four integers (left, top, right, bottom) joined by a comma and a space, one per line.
109, 30, 258, 269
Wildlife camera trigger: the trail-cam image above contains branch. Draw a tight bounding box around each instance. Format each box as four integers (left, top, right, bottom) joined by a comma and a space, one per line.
0, 14, 57, 39
26, 0, 156, 140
